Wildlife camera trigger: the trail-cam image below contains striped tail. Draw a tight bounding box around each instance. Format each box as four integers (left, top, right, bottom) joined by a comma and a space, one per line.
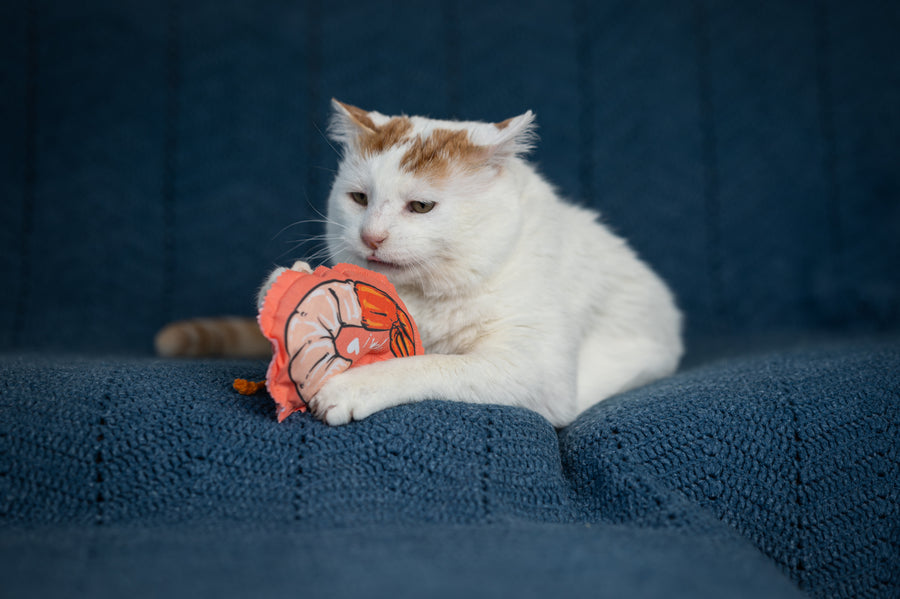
155, 317, 271, 358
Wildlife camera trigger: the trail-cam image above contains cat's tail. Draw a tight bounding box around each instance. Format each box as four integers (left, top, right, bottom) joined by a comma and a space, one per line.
155, 317, 271, 358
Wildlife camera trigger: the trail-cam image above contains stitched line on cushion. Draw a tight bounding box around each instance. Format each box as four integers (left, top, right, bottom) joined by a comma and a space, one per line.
481, 412, 494, 522
814, 0, 843, 323
693, 0, 726, 331
442, 0, 461, 118
162, 0, 181, 324
13, 0, 39, 348
94, 400, 110, 526
784, 381, 807, 590
573, 0, 594, 206
293, 420, 307, 521
0, 427, 8, 518
872, 403, 895, 592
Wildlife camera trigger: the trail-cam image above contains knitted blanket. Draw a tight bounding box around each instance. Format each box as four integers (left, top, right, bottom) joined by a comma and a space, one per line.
2, 339, 898, 597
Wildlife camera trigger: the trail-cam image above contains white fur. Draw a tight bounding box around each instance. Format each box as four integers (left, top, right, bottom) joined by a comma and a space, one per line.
270, 103, 683, 427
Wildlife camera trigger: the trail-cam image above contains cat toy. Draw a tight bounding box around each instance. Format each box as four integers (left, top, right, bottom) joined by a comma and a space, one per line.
234, 262, 423, 422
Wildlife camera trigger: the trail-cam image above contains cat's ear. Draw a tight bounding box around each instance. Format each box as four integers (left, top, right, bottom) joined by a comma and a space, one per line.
328, 99, 378, 146
481, 111, 538, 163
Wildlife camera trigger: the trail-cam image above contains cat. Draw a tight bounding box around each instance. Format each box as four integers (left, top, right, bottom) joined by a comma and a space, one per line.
157, 99, 683, 427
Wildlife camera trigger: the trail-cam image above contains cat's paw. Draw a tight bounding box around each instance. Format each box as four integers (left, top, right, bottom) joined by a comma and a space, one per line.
290, 260, 313, 274
308, 369, 389, 426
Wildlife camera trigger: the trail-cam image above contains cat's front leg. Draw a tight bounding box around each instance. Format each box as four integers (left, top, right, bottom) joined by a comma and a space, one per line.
307, 351, 576, 426
309, 354, 478, 425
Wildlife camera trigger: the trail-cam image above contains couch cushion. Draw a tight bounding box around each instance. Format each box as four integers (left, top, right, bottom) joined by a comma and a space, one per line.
0, 355, 576, 527
2, 338, 897, 597
561, 338, 900, 597
1, 352, 806, 598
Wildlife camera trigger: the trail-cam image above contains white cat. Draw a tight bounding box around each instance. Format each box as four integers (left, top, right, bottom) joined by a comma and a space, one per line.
259, 100, 683, 427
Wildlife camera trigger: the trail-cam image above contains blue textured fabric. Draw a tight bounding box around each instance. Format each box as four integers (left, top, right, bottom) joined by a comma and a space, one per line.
2, 341, 899, 596
2, 1, 899, 598
562, 339, 900, 597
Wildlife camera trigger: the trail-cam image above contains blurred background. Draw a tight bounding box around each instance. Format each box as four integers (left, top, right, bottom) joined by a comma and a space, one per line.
1, 0, 898, 358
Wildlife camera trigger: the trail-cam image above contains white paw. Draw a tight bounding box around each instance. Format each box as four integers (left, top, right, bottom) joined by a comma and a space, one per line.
309, 372, 375, 426
290, 260, 313, 274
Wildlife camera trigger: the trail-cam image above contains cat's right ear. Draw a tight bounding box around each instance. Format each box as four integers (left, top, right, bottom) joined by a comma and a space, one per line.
328, 99, 378, 147
481, 111, 538, 164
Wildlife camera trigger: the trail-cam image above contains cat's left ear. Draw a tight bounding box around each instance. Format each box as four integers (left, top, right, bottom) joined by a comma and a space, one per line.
328, 99, 378, 146
479, 111, 538, 163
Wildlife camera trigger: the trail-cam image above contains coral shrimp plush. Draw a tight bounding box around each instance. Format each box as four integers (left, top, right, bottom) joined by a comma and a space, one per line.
255, 261, 423, 422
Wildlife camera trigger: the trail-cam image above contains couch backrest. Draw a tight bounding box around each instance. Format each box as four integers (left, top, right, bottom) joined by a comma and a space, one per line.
2, 0, 898, 354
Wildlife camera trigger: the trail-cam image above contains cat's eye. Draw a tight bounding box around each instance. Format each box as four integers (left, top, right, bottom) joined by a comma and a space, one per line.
349, 192, 368, 207
408, 200, 436, 214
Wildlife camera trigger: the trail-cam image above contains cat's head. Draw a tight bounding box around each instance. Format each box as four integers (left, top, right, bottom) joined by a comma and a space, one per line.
324, 99, 537, 296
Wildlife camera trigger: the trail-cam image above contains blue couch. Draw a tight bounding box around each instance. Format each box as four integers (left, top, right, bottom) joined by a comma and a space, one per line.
2, 1, 898, 597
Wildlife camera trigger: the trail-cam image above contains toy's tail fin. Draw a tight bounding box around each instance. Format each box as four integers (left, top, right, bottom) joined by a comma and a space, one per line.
155, 317, 270, 358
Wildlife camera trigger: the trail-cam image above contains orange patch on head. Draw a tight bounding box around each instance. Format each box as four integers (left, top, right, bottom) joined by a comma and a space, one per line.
336, 101, 490, 179
358, 117, 414, 156
334, 100, 414, 156
400, 128, 488, 179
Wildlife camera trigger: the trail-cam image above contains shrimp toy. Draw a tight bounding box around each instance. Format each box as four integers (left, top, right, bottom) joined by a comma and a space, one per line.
238, 262, 424, 422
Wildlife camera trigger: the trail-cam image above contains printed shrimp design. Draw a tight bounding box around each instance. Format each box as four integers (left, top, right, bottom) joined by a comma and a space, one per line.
258, 263, 422, 422
285, 280, 416, 406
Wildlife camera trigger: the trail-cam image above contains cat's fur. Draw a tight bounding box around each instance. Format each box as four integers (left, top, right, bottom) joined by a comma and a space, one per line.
256, 100, 683, 427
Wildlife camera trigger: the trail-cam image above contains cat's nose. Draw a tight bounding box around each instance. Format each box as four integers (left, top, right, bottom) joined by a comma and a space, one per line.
361, 231, 388, 250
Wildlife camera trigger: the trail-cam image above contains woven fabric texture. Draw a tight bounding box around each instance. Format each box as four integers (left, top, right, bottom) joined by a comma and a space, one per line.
2, 340, 898, 596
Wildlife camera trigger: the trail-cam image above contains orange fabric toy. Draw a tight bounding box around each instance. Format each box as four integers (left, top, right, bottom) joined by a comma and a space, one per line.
245, 263, 423, 422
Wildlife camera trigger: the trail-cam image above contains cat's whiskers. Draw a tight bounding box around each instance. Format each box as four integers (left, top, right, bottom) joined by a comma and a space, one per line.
277, 231, 345, 264
308, 241, 347, 265
304, 195, 352, 233
273, 190, 353, 265
270, 218, 335, 242
313, 120, 342, 159
311, 165, 338, 174
313, 233, 353, 266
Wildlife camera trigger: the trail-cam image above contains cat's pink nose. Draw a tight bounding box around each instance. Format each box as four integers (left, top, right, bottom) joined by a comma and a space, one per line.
361, 231, 388, 250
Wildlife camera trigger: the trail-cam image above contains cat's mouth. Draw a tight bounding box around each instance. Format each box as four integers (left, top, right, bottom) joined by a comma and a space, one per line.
366, 254, 403, 270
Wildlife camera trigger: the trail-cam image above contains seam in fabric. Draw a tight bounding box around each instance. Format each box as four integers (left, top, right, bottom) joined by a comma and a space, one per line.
693, 0, 726, 331
481, 412, 494, 522
13, 0, 39, 349
162, 0, 181, 325
814, 0, 843, 325
0, 426, 8, 518
94, 407, 109, 526
785, 381, 807, 591
294, 422, 307, 521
